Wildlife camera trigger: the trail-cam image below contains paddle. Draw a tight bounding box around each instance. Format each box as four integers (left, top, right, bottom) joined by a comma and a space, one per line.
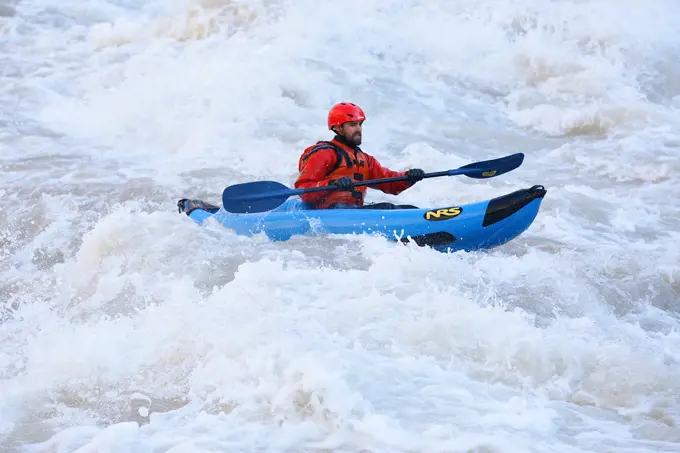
222, 152, 524, 214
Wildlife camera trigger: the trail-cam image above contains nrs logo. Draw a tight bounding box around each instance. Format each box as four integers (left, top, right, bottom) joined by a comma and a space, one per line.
424, 207, 462, 221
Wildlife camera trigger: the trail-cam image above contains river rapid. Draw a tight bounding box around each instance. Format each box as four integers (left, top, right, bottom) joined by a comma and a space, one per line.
1, 1, 679, 452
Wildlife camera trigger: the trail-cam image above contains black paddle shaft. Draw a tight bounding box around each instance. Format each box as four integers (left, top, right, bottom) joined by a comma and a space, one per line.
293, 153, 523, 194
222, 152, 524, 213
297, 169, 482, 194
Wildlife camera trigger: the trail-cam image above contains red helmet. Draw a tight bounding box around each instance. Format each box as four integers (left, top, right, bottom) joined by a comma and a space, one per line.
327, 102, 366, 130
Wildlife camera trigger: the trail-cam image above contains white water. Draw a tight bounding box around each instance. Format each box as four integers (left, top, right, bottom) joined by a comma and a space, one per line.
1, 0, 680, 451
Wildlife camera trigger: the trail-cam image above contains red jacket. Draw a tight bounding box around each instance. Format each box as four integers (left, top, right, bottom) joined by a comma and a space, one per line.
295, 136, 412, 208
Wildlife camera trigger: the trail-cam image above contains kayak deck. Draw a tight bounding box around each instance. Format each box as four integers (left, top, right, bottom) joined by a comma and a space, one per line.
185, 185, 547, 253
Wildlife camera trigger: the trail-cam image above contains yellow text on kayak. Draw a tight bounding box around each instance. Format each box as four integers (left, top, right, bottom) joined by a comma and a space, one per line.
424, 207, 463, 221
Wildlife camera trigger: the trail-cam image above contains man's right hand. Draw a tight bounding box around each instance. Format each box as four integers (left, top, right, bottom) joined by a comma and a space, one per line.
331, 176, 353, 191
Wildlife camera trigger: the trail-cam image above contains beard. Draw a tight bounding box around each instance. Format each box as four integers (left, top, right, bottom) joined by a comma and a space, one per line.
347, 132, 362, 146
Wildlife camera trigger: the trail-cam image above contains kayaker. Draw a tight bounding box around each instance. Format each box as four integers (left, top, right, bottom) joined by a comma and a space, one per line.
294, 102, 425, 209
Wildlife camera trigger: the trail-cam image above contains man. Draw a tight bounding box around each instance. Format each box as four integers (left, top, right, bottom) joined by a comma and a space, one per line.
294, 102, 425, 210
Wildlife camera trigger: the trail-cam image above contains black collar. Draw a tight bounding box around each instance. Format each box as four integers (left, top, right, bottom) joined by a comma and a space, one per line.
332, 134, 360, 151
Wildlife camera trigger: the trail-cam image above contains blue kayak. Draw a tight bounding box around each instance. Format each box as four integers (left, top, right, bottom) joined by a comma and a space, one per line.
183, 185, 547, 253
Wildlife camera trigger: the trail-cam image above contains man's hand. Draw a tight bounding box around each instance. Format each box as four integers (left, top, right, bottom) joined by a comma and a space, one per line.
406, 169, 425, 184
331, 176, 354, 191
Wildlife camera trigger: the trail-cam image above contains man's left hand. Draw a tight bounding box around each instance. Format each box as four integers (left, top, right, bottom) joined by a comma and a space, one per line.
406, 168, 425, 184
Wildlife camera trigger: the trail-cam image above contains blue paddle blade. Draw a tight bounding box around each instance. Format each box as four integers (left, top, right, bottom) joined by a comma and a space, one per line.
222, 180, 293, 214
456, 152, 524, 178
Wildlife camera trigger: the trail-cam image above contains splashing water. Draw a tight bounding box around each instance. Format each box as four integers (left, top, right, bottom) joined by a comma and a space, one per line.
2, 0, 680, 451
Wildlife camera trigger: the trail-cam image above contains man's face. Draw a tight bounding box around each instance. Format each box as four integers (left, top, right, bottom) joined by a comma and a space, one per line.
337, 121, 363, 146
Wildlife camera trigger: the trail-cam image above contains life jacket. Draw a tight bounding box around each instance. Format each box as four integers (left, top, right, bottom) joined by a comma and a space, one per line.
298, 138, 371, 208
